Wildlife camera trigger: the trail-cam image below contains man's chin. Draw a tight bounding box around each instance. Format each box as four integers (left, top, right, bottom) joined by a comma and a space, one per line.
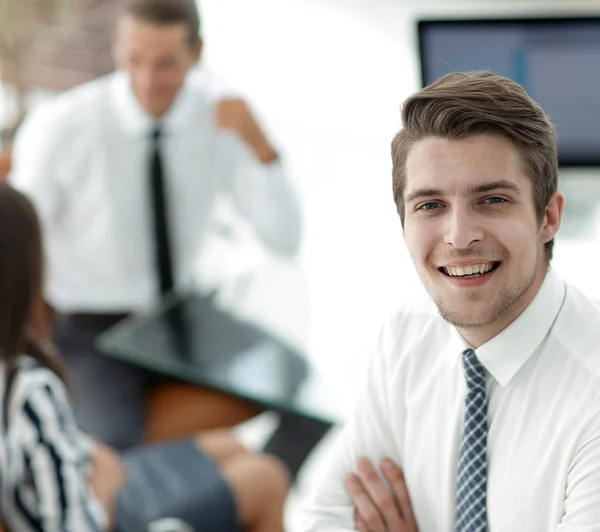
434, 300, 497, 329
136, 95, 173, 118
439, 313, 493, 330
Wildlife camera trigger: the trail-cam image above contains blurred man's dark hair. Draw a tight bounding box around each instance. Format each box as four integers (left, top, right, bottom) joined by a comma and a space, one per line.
122, 0, 201, 45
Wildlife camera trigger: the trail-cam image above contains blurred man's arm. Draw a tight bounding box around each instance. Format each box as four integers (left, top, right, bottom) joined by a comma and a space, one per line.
216, 98, 278, 165
215, 98, 302, 256
301, 321, 405, 531
8, 104, 65, 225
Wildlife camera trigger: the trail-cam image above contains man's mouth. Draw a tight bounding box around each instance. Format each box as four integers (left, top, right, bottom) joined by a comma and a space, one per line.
438, 262, 501, 279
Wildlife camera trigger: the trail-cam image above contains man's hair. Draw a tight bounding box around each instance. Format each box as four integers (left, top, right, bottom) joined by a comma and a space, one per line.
391, 71, 558, 259
122, 0, 201, 45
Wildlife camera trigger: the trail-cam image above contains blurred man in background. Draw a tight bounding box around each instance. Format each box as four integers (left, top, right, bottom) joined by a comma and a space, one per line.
9, 0, 301, 451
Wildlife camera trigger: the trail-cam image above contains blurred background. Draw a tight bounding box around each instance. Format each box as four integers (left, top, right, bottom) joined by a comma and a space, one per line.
3, 0, 600, 379
2, 0, 600, 527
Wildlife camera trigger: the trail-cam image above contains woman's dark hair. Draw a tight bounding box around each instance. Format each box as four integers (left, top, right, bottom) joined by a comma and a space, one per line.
0, 184, 68, 428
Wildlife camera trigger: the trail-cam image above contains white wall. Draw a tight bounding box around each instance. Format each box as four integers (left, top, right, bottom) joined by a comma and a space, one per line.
198, 0, 600, 378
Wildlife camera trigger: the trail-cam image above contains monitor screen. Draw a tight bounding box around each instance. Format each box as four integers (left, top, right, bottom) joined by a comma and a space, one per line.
418, 17, 600, 166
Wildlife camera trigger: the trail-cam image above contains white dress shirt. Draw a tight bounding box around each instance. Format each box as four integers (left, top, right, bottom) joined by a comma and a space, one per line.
9, 70, 301, 313
302, 269, 600, 531
0, 358, 106, 531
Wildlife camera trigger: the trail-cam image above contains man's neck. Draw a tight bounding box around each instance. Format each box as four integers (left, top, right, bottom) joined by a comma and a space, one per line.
458, 265, 548, 348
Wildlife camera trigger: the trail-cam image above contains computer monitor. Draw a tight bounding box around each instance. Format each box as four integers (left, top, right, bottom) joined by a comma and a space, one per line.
417, 16, 600, 166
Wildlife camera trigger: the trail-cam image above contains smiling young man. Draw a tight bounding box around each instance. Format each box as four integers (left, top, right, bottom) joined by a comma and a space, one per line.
302, 72, 600, 531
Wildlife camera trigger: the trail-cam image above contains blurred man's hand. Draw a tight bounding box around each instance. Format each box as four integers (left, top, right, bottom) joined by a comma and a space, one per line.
215, 98, 277, 164
345, 457, 418, 532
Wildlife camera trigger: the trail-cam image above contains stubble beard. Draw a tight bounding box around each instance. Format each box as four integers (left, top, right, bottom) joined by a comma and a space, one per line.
433, 260, 538, 330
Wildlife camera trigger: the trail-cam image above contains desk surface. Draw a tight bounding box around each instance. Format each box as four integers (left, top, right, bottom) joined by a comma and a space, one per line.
96, 294, 345, 425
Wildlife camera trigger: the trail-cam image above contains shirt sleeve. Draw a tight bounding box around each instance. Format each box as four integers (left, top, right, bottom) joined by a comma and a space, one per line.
556, 423, 600, 531
12, 368, 107, 532
301, 318, 404, 531
220, 135, 302, 257
8, 103, 66, 227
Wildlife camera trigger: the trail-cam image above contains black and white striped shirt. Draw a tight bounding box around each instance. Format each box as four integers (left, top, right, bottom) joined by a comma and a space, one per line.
0, 358, 107, 531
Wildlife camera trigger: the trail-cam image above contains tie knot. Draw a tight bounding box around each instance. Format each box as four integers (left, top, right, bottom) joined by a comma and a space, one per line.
151, 127, 162, 142
462, 349, 486, 391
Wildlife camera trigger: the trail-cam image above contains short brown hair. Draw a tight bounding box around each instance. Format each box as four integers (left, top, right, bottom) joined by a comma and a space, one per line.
391, 71, 558, 259
122, 0, 201, 45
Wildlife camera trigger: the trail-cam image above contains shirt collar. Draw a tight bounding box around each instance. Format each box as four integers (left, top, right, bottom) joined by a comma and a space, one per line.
110, 70, 197, 138
442, 268, 566, 386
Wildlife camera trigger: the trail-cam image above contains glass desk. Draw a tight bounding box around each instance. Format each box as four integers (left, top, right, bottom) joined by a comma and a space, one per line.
96, 293, 345, 426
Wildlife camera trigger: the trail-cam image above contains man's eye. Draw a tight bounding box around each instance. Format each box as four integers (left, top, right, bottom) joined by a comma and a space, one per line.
482, 196, 507, 205
417, 201, 443, 211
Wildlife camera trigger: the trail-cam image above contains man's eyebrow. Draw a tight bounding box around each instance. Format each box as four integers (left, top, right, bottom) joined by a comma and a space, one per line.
466, 180, 522, 195
404, 188, 445, 204
404, 180, 522, 203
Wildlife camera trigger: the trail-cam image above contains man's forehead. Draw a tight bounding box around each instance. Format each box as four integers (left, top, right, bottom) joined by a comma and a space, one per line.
404, 137, 529, 199
404, 176, 527, 203
117, 14, 189, 39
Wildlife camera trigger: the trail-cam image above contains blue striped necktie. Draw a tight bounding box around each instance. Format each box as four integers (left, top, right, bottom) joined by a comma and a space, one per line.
455, 348, 488, 531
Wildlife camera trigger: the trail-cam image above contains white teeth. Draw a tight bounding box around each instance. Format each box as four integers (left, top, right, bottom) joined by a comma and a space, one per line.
444, 263, 494, 277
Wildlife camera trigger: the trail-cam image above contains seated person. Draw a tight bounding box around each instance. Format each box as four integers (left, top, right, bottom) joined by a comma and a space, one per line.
0, 183, 289, 532
9, 0, 301, 450
302, 72, 600, 531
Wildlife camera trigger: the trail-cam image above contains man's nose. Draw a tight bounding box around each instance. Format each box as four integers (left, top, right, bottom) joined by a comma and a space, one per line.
137, 67, 160, 92
443, 207, 484, 249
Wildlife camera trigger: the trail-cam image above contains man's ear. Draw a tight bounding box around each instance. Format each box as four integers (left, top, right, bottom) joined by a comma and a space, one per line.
540, 191, 564, 246
191, 38, 203, 64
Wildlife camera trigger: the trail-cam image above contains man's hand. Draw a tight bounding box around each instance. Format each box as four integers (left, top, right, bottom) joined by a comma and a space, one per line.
345, 457, 418, 532
215, 98, 277, 164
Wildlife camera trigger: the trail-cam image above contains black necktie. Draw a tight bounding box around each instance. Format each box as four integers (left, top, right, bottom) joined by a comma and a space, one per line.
149, 127, 174, 295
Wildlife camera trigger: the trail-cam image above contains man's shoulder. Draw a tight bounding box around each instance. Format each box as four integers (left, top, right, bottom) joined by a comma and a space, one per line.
185, 68, 241, 104
33, 73, 115, 131
555, 280, 600, 376
60, 72, 113, 99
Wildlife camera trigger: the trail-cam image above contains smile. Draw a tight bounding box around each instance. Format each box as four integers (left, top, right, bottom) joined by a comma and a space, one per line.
439, 262, 501, 279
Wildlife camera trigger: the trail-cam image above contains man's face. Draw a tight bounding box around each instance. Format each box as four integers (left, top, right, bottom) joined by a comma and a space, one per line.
402, 134, 562, 337
114, 15, 201, 117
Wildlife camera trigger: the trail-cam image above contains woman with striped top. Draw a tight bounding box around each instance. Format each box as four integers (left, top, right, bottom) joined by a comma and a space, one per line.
0, 183, 290, 531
